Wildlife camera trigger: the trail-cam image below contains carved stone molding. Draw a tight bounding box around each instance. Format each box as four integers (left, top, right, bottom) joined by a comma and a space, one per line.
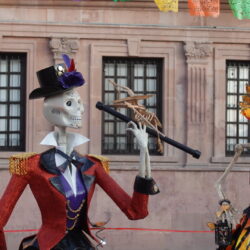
187, 66, 206, 124
127, 38, 141, 57
49, 38, 80, 64
184, 41, 213, 62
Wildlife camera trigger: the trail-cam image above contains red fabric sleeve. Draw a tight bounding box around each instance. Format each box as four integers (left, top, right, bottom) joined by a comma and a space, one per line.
0, 229, 6, 250
0, 174, 29, 250
94, 161, 149, 220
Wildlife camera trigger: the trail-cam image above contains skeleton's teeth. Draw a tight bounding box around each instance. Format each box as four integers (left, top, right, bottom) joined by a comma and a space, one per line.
70, 116, 81, 121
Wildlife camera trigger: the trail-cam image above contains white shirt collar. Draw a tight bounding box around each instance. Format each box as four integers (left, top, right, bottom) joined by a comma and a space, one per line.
40, 131, 90, 150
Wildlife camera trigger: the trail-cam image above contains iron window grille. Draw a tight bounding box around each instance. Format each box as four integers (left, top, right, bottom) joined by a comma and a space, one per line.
0, 53, 26, 151
102, 57, 163, 155
226, 60, 250, 156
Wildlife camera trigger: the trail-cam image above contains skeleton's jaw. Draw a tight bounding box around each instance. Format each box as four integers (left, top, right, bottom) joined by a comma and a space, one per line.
69, 115, 82, 129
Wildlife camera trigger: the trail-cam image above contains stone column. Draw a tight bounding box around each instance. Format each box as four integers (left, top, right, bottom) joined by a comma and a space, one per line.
49, 38, 80, 64
184, 41, 213, 164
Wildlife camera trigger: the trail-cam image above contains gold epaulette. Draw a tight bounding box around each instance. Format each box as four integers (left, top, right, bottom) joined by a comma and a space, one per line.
88, 154, 110, 174
9, 153, 37, 176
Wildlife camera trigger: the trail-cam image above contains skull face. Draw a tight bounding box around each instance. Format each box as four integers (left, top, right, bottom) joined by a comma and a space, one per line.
43, 89, 84, 129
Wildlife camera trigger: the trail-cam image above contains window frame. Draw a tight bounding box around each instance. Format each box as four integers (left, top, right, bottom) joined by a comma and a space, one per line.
0, 52, 27, 152
225, 60, 250, 156
213, 44, 250, 164
88, 41, 179, 165
102, 56, 163, 155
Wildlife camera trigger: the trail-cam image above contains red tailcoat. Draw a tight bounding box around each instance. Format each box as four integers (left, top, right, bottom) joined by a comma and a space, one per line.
0, 149, 149, 250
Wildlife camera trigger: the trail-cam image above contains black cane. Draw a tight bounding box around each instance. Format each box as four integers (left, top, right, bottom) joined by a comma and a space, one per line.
96, 101, 201, 159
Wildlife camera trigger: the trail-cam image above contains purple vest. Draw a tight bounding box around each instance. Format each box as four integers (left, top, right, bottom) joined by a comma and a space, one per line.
59, 169, 87, 230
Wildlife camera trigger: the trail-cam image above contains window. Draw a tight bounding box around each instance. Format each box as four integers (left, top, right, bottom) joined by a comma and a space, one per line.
226, 60, 250, 156
0, 53, 26, 151
102, 57, 162, 155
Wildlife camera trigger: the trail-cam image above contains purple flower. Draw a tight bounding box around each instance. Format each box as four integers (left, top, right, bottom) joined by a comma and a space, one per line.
58, 71, 85, 89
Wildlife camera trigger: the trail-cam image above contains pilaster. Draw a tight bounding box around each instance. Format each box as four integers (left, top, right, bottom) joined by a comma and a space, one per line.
184, 41, 213, 164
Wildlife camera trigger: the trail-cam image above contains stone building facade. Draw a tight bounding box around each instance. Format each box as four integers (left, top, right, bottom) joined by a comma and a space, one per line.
0, 0, 250, 249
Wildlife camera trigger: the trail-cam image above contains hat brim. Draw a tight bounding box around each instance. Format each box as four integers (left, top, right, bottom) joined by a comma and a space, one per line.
29, 86, 73, 99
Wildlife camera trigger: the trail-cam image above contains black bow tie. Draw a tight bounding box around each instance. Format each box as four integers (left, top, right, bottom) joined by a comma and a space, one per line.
55, 149, 81, 173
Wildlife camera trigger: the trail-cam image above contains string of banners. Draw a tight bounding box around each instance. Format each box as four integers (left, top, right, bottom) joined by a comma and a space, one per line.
111, 0, 250, 19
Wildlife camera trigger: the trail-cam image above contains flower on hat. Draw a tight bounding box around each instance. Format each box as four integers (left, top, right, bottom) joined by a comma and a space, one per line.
58, 54, 85, 89
58, 71, 84, 89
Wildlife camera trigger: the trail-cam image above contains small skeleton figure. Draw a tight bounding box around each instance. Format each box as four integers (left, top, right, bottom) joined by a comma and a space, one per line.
216, 199, 237, 227
208, 200, 234, 249
207, 143, 250, 250
207, 144, 244, 249
213, 205, 250, 250
109, 80, 163, 153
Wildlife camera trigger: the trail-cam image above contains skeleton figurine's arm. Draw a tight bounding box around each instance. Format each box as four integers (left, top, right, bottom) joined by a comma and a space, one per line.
215, 144, 245, 201
126, 121, 151, 178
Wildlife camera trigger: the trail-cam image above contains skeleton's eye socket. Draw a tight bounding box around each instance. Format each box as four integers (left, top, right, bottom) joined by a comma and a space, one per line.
66, 101, 72, 106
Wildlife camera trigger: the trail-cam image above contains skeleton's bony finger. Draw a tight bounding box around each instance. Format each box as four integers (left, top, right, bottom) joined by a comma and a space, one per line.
138, 122, 142, 130
127, 121, 137, 130
143, 124, 147, 132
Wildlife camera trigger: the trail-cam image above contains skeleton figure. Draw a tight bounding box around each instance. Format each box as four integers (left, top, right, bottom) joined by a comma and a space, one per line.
0, 55, 159, 250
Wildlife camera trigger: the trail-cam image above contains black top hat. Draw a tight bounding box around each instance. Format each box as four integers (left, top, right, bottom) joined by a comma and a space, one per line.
29, 56, 85, 99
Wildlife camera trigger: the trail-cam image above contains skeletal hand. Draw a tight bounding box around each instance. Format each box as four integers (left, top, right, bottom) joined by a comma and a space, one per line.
126, 121, 148, 150
126, 121, 151, 178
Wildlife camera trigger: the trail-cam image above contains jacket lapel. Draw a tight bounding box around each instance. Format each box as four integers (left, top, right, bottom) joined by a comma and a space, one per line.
40, 148, 66, 196
40, 148, 60, 175
49, 176, 65, 196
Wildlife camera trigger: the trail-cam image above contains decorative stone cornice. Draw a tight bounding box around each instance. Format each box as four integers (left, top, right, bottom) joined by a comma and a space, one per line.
184, 41, 213, 61
49, 37, 80, 64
